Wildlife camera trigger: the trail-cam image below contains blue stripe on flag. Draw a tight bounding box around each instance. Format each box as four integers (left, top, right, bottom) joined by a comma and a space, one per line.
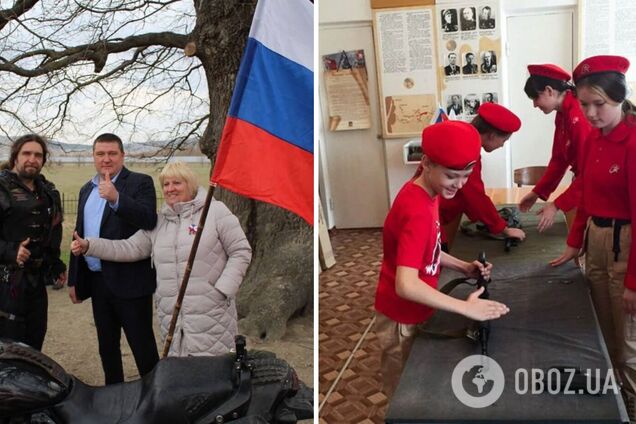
227, 38, 313, 154
432, 106, 447, 123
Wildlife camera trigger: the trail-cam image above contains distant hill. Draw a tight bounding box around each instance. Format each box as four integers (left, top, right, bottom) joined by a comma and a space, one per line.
0, 137, 204, 159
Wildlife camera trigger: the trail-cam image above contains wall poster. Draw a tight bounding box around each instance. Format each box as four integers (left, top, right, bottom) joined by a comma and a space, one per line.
322, 50, 371, 131
373, 2, 503, 137
373, 6, 439, 138
580, 0, 636, 84
436, 1, 502, 122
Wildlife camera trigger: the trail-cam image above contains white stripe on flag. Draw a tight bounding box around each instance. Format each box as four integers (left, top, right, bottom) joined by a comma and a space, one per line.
430, 105, 448, 124
249, 0, 314, 72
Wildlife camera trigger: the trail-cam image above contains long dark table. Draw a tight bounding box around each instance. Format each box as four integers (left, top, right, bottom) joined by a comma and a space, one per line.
385, 209, 629, 423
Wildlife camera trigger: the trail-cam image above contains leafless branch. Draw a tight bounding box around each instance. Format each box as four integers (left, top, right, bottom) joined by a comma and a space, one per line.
0, 0, 40, 31
1, 32, 189, 76
0, 0, 208, 150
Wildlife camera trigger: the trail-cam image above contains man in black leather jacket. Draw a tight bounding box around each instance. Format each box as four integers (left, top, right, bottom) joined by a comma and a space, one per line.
0, 134, 65, 351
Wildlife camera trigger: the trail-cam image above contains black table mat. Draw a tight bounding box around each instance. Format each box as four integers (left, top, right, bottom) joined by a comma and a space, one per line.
386, 207, 629, 423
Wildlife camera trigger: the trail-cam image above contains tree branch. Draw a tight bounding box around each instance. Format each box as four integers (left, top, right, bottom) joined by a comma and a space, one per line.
0, 0, 40, 31
75, 0, 182, 15
1, 31, 189, 76
0, 0, 209, 150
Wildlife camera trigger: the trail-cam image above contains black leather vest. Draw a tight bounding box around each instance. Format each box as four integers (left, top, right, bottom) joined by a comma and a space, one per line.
0, 171, 58, 262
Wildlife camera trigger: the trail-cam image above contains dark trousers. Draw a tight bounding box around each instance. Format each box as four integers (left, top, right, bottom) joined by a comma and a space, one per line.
88, 271, 158, 385
0, 275, 47, 351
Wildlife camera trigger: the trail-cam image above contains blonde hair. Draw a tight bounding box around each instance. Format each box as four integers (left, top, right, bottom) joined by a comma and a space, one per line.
159, 161, 199, 199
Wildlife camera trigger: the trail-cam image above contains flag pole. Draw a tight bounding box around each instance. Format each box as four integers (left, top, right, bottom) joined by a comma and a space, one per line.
162, 182, 216, 358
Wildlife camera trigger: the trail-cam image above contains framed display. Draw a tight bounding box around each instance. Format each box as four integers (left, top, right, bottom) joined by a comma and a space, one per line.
373, 6, 439, 138
436, 1, 502, 122
373, 2, 503, 137
322, 49, 372, 131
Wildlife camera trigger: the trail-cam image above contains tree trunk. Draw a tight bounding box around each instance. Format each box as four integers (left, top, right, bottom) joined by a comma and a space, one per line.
192, 0, 313, 340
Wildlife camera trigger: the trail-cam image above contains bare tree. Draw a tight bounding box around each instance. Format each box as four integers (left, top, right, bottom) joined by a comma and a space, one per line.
0, 0, 313, 340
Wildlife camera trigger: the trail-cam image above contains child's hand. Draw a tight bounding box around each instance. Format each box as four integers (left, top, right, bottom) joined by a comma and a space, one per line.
464, 287, 510, 321
503, 227, 526, 241
463, 260, 492, 280
549, 246, 581, 267
519, 191, 539, 212
537, 203, 558, 232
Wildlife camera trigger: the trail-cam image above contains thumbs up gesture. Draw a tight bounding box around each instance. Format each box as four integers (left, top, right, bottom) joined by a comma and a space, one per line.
98, 172, 118, 203
70, 231, 89, 256
16, 238, 31, 267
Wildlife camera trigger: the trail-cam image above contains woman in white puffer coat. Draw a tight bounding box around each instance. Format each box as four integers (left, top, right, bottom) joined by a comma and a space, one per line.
71, 162, 252, 357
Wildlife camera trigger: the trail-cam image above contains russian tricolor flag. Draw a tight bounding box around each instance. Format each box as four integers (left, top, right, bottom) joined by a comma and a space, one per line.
211, 0, 314, 225
431, 104, 449, 123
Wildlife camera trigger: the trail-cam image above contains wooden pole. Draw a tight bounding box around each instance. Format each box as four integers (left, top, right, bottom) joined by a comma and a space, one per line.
161, 184, 216, 358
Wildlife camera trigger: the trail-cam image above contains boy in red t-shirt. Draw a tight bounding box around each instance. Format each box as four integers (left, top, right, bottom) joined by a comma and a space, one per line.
439, 102, 526, 250
374, 120, 510, 397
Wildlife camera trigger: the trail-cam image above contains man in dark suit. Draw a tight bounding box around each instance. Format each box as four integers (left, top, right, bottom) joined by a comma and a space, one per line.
447, 95, 463, 116
460, 7, 476, 31
462, 52, 478, 74
444, 53, 460, 76
479, 6, 496, 29
67, 133, 159, 385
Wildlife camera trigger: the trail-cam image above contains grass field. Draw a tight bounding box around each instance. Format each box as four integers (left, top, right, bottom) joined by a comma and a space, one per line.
44, 161, 212, 198
42, 162, 213, 267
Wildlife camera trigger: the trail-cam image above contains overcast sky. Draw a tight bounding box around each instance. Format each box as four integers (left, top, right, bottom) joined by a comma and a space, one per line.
0, 1, 210, 145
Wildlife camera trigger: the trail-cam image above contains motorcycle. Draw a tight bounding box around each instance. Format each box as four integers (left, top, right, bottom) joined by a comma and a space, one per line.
0, 336, 313, 423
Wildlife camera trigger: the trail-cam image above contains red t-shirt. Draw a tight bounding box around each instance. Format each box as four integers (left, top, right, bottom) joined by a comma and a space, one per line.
439, 157, 507, 235
375, 181, 441, 324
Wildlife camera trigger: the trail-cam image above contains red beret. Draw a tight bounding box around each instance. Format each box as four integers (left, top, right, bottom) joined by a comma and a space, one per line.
478, 103, 521, 133
421, 121, 480, 170
573, 55, 630, 83
527, 63, 570, 81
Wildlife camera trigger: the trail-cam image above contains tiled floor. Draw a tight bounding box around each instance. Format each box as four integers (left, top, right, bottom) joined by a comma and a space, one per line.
319, 228, 387, 424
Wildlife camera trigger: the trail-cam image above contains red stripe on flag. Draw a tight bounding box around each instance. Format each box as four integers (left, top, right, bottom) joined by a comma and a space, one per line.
211, 117, 313, 225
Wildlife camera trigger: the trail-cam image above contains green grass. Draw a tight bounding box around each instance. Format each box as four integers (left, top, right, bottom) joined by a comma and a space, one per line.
43, 162, 213, 268
44, 162, 212, 198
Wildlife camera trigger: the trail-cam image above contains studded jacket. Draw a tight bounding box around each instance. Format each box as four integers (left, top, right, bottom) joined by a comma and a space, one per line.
0, 170, 65, 280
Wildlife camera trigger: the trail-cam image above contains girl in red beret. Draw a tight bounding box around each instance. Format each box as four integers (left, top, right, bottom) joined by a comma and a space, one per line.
519, 64, 592, 232
438, 103, 526, 250
550, 55, 636, 413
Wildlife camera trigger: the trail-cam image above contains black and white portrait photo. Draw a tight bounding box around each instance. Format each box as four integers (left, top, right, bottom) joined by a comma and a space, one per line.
446, 94, 463, 116
479, 6, 496, 29
482, 92, 498, 104
464, 94, 480, 115
441, 9, 458, 33
480, 50, 497, 73
444, 52, 460, 76
460, 7, 476, 31
462, 52, 478, 74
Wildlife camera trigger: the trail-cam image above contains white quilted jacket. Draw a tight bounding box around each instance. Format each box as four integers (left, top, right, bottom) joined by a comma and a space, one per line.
86, 187, 252, 357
